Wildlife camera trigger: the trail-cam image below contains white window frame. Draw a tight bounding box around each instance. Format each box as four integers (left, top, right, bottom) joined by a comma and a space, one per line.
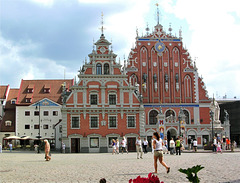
71, 115, 80, 129
5, 120, 12, 127
127, 115, 136, 129
108, 115, 118, 129
25, 111, 30, 116
89, 137, 99, 148
108, 93, 117, 105
89, 93, 98, 105
89, 115, 99, 129
43, 110, 49, 116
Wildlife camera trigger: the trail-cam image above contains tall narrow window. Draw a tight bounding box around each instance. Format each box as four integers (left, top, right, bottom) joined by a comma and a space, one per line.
149, 110, 158, 125
183, 110, 190, 124
71, 116, 80, 128
90, 94, 98, 105
90, 116, 98, 128
127, 116, 135, 128
96, 63, 102, 75
104, 63, 109, 74
109, 116, 117, 128
109, 94, 116, 105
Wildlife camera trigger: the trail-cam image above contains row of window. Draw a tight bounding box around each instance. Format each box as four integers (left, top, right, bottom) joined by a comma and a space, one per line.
148, 109, 191, 125
71, 116, 136, 129
90, 94, 116, 105
25, 124, 51, 129
27, 88, 50, 93
96, 63, 109, 75
25, 111, 58, 116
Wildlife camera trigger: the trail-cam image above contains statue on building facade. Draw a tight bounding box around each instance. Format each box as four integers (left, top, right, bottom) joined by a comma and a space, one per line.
210, 99, 220, 123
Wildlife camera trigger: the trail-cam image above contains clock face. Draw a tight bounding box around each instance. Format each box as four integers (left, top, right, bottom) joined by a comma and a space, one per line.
155, 40, 165, 56
100, 46, 106, 53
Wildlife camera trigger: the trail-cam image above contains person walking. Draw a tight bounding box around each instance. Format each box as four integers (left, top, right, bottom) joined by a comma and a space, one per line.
163, 137, 169, 154
188, 136, 192, 150
44, 139, 51, 161
175, 137, 181, 155
226, 137, 231, 150
136, 136, 143, 159
112, 139, 116, 155
152, 132, 170, 174
116, 139, 119, 154
193, 139, 197, 152
217, 140, 222, 153
9, 143, 13, 152
62, 142, 66, 153
0, 143, 2, 153
121, 137, 128, 154
143, 138, 148, 153
213, 137, 217, 153
169, 138, 175, 155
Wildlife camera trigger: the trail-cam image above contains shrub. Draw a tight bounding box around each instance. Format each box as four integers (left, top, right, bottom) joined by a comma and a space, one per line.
129, 173, 164, 183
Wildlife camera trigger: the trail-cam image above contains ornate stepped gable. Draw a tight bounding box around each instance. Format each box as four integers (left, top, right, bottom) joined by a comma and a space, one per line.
126, 22, 209, 104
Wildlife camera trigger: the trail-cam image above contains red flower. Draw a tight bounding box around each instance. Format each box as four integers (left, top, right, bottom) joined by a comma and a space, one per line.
129, 173, 163, 183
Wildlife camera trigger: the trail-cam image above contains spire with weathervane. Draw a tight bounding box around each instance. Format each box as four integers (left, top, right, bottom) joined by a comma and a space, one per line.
99, 12, 105, 37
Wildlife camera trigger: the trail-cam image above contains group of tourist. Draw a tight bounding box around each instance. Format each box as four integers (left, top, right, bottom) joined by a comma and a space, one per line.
111, 136, 128, 155
212, 136, 237, 153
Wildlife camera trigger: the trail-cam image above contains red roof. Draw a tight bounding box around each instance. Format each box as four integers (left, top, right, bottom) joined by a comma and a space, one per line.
16, 79, 73, 105
5, 89, 19, 109
0, 85, 9, 99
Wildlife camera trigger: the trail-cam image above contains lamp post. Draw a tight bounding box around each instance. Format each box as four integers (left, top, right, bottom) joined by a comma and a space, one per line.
210, 110, 214, 151
35, 102, 41, 153
178, 114, 181, 138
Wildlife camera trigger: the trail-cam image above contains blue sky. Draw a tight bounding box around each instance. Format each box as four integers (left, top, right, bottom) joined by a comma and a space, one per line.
0, 0, 240, 99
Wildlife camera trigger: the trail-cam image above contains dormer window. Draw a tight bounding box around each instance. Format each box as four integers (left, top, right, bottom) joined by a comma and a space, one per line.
96, 63, 102, 75
5, 120, 12, 127
27, 89, 33, 93
104, 63, 109, 74
25, 94, 32, 103
11, 99, 16, 104
27, 84, 34, 93
44, 85, 50, 93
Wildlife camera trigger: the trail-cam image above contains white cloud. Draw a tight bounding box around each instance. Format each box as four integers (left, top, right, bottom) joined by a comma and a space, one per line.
0, 34, 70, 87
159, 0, 240, 98
105, 0, 151, 58
28, 0, 54, 7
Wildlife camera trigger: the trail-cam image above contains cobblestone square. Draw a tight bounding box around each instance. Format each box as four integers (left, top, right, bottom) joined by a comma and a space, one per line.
0, 151, 240, 183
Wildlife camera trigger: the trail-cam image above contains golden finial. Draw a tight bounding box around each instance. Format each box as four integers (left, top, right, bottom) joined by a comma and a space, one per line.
99, 12, 106, 36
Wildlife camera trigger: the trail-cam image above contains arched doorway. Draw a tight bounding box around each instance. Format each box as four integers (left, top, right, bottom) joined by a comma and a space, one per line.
167, 128, 177, 141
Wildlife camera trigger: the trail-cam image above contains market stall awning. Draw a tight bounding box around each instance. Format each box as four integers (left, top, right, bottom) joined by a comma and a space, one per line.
4, 136, 21, 140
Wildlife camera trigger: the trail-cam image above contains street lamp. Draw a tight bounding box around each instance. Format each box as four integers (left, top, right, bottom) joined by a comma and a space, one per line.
35, 102, 41, 153
178, 112, 182, 138
210, 110, 214, 151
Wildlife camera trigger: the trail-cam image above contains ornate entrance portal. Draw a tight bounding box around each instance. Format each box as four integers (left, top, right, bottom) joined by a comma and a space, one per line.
167, 128, 177, 141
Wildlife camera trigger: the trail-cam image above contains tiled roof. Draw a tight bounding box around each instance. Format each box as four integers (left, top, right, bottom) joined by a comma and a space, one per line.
5, 89, 19, 109
0, 88, 19, 132
0, 85, 9, 99
16, 79, 73, 105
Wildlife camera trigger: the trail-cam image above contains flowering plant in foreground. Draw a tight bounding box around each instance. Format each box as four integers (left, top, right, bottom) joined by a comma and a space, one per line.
129, 173, 164, 183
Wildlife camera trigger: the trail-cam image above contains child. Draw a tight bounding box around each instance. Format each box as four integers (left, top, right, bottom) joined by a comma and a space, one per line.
217, 140, 222, 154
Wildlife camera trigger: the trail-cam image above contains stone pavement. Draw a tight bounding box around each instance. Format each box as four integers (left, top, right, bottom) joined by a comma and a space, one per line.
0, 150, 240, 183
